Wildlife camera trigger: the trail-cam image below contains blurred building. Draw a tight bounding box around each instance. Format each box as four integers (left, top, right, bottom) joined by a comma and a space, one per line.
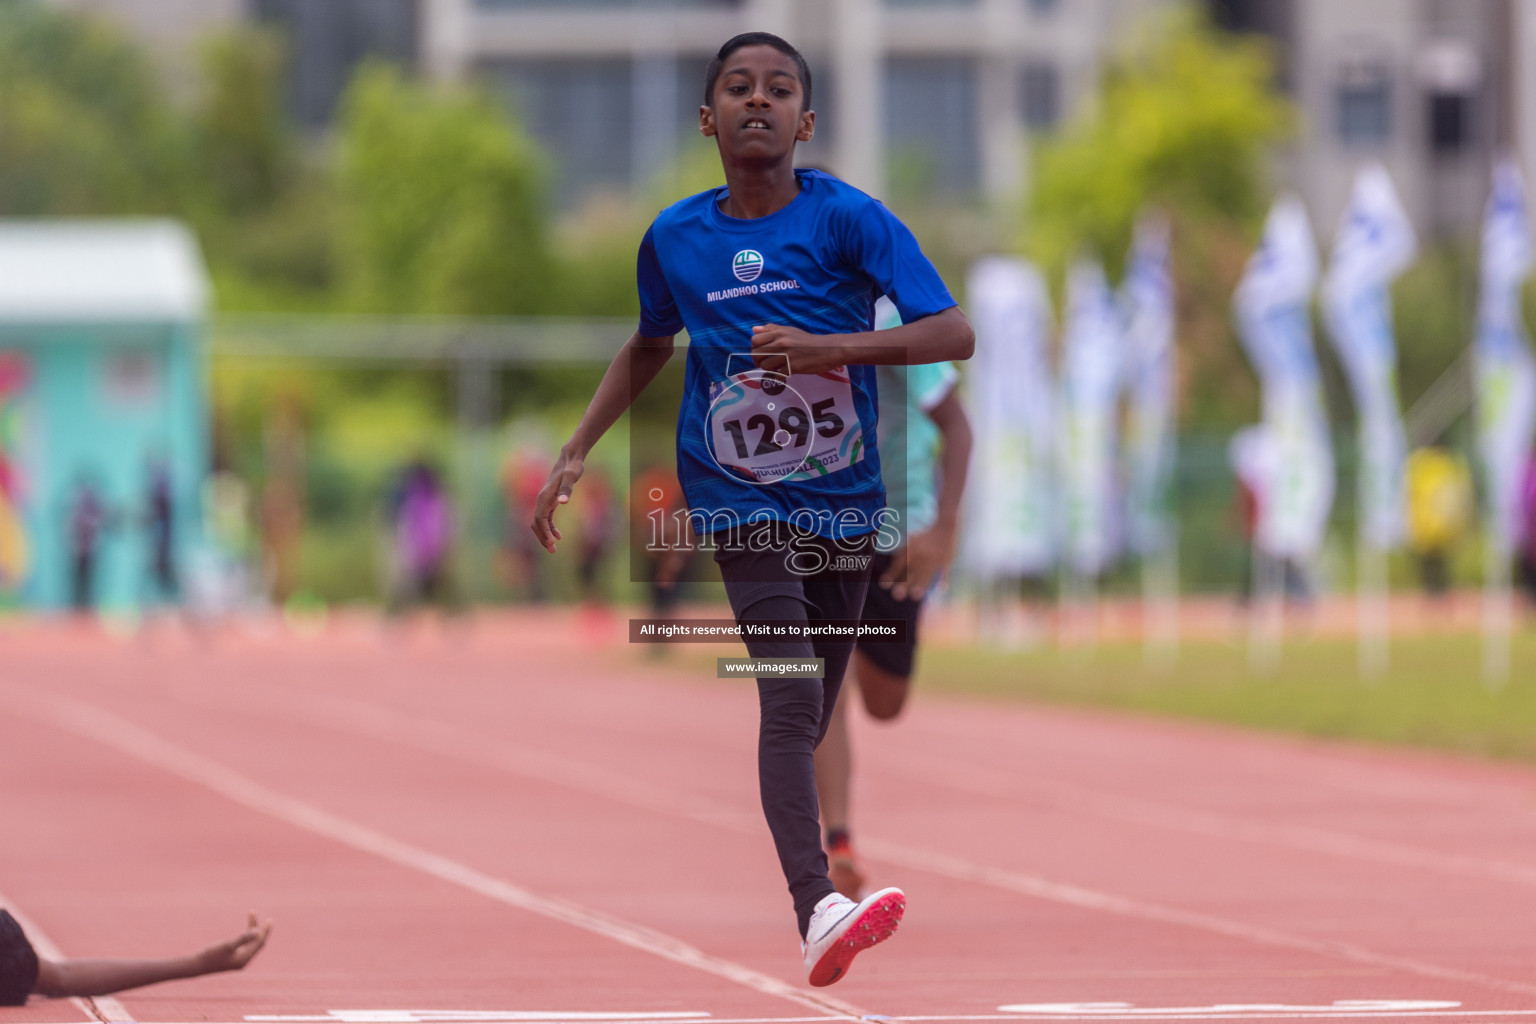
419, 0, 1167, 205
39, 0, 1536, 235
420, 0, 1536, 237
38, 0, 420, 126
0, 221, 209, 612
1217, 0, 1531, 239
254, 0, 420, 126
41, 0, 246, 91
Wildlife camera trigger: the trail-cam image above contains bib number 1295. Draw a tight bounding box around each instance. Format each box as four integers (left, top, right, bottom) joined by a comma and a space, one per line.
705, 367, 864, 484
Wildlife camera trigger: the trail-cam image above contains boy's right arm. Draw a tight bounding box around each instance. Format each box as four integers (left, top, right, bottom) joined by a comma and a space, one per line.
532, 331, 676, 553
33, 915, 271, 998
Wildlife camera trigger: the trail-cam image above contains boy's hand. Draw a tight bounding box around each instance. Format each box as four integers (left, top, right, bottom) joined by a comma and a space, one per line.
532, 450, 585, 553
750, 324, 845, 376
196, 913, 271, 974
880, 525, 957, 601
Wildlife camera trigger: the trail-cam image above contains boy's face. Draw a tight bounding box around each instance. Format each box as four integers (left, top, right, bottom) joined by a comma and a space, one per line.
700, 45, 814, 161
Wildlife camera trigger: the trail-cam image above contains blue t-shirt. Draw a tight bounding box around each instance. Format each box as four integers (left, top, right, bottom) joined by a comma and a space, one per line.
636, 169, 956, 539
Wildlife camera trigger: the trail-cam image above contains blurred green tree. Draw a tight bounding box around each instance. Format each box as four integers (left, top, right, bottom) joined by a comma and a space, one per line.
1024, 6, 1295, 429
335, 63, 555, 316
0, 1, 193, 214
1026, 6, 1291, 274
191, 24, 341, 303
193, 26, 291, 216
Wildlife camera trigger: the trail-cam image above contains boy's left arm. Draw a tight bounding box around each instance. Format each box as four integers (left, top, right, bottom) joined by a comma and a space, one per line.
750, 306, 974, 376
880, 386, 973, 600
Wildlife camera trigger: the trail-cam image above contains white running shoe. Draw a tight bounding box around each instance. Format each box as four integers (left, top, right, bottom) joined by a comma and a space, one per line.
800, 886, 906, 987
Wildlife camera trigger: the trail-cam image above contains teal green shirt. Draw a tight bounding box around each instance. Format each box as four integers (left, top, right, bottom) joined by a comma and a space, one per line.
873, 298, 959, 545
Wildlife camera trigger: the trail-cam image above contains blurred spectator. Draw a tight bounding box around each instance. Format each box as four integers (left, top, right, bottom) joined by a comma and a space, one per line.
143, 458, 178, 606
1228, 426, 1309, 604
194, 469, 256, 617
386, 460, 454, 615
0, 355, 26, 599
499, 444, 551, 602
66, 473, 112, 614
1404, 445, 1473, 599
260, 398, 306, 606
1520, 452, 1536, 605
631, 463, 690, 621
574, 464, 617, 606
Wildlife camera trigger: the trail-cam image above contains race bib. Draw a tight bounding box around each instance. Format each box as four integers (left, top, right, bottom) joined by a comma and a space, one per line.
705, 363, 865, 484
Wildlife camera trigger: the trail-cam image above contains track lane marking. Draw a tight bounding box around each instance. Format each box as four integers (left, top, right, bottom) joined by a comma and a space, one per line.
148, 682, 1536, 1000
0, 889, 134, 1023
95, 1012, 1536, 1024
880, 750, 1536, 889
159, 666, 1536, 893
2, 691, 865, 1020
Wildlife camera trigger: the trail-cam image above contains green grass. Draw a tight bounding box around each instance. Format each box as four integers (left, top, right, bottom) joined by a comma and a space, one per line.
911, 632, 1536, 762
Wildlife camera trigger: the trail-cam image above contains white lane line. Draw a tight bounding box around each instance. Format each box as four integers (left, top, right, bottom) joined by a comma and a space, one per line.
246, 1015, 713, 1022
883, 751, 1536, 890
865, 836, 1536, 998
3, 691, 865, 1020
177, 676, 1536, 894
186, 683, 1536, 1000
0, 889, 134, 1023
108, 1013, 1536, 1024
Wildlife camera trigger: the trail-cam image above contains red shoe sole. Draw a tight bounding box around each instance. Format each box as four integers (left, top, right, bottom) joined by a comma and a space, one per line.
807, 889, 905, 987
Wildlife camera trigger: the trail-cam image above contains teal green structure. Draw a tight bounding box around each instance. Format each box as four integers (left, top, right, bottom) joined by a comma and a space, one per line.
0, 220, 210, 613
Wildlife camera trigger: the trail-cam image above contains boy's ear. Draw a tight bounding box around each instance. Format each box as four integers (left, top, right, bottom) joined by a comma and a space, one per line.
699, 104, 717, 138
796, 109, 815, 143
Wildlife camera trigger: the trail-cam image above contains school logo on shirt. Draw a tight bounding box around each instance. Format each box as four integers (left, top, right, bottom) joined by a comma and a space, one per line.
732, 249, 765, 282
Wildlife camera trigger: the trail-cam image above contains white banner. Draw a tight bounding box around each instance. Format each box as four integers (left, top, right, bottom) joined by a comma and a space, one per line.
1475, 158, 1536, 553
1060, 258, 1122, 576
1233, 195, 1335, 560
1121, 214, 1176, 557
961, 256, 1057, 579
1323, 164, 1417, 550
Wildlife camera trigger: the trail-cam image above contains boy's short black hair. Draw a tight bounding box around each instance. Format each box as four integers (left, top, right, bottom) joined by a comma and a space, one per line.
703, 32, 813, 111
0, 910, 39, 1006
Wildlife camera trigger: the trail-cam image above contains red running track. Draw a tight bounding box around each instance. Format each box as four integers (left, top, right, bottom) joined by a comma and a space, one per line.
4, 610, 1536, 1024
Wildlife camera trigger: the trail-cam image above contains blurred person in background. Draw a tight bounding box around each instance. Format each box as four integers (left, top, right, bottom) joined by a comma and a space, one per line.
631, 463, 693, 659
574, 463, 618, 607
65, 471, 112, 615
386, 460, 454, 616
260, 397, 306, 607
1, 909, 269, 1006
199, 468, 256, 617
814, 296, 971, 900
1520, 451, 1536, 605
1228, 426, 1311, 605
1228, 427, 1266, 605
142, 457, 178, 607
1404, 444, 1472, 600
631, 463, 689, 618
500, 443, 551, 603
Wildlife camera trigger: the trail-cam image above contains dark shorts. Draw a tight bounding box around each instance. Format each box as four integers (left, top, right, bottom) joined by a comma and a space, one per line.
711, 521, 873, 622
0, 910, 38, 1006
854, 550, 925, 679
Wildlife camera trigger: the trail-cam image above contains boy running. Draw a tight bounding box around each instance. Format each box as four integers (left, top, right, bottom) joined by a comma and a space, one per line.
814, 297, 973, 899
532, 32, 972, 986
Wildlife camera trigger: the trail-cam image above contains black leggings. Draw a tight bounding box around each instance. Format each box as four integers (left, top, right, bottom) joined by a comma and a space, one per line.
714, 525, 873, 937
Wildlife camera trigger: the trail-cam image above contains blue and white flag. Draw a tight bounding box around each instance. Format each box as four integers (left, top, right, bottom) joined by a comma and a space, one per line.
1120, 214, 1176, 557
1475, 158, 1536, 553
1234, 195, 1335, 561
1061, 257, 1122, 576
1323, 164, 1417, 550
961, 256, 1057, 579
